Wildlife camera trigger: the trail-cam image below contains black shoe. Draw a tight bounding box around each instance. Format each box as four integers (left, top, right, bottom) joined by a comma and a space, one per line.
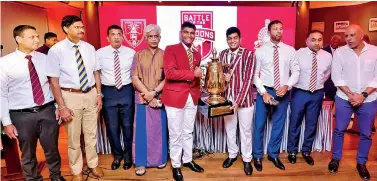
372, 127, 376, 133
288, 153, 296, 164
172, 168, 184, 181
52, 177, 66, 181
111, 159, 122, 170
302, 153, 314, 166
183, 161, 204, 172
253, 158, 263, 172
328, 158, 340, 173
222, 157, 237, 168
123, 162, 133, 170
268, 155, 285, 170
357, 164, 370, 181
243, 161, 253, 175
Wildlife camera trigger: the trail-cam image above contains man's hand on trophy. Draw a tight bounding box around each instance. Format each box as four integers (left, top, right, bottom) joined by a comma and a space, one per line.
194, 67, 202, 78
262, 92, 273, 104
141, 91, 155, 102
276, 85, 289, 97
224, 73, 231, 82
230, 103, 239, 112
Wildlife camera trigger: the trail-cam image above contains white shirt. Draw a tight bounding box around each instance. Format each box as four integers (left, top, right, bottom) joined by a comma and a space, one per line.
294, 48, 332, 91
96, 45, 135, 86
253, 41, 300, 94
332, 43, 377, 102
46, 38, 100, 88
227, 48, 239, 64
0, 50, 54, 126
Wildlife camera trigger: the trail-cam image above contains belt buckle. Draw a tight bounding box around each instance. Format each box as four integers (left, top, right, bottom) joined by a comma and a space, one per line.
31, 107, 39, 113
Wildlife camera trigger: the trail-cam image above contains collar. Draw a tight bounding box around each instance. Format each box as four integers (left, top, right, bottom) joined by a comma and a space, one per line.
306, 47, 319, 55
15, 48, 35, 58
65, 37, 82, 49
268, 41, 283, 48
346, 42, 370, 53
110, 45, 123, 53
228, 48, 240, 55
181, 42, 193, 52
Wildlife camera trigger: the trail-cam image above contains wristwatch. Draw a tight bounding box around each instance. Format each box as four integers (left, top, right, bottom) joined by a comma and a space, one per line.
153, 88, 159, 98
97, 93, 104, 98
361, 92, 369, 98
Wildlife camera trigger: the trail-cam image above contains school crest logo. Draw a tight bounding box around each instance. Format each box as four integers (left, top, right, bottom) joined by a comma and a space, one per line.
181, 11, 215, 61
120, 19, 146, 48
254, 19, 271, 49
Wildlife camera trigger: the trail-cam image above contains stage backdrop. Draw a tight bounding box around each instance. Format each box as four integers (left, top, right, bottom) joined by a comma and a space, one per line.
98, 6, 296, 64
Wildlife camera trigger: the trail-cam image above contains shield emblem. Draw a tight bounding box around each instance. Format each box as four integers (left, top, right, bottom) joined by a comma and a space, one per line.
181, 11, 215, 61
120, 19, 146, 48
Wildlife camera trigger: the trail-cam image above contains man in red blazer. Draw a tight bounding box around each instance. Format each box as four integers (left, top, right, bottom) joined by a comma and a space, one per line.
161, 22, 204, 181
219, 27, 255, 176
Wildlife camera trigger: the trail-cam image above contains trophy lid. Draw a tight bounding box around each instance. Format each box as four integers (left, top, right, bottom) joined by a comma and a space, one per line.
211, 48, 218, 60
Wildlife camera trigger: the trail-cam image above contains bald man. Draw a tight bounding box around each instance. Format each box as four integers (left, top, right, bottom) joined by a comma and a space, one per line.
329, 24, 377, 181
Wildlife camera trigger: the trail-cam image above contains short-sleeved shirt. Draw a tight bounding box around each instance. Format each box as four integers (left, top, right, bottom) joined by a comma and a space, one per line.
131, 48, 164, 103
46, 38, 100, 88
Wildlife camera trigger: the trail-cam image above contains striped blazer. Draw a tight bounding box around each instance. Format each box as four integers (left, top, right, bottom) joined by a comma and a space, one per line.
219, 47, 255, 108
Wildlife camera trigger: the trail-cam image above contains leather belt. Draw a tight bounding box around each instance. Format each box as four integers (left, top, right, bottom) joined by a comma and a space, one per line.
10, 101, 55, 113
61, 85, 95, 93
295, 88, 324, 94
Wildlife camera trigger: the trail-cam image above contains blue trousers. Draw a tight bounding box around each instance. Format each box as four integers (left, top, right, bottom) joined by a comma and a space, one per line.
102, 84, 135, 162
253, 87, 290, 159
332, 96, 377, 164
287, 88, 323, 154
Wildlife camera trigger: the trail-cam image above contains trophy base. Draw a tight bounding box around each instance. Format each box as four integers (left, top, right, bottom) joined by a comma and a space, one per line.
205, 95, 226, 105
198, 96, 234, 118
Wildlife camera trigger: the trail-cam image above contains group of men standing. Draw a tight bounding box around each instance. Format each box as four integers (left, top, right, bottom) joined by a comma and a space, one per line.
1, 13, 376, 181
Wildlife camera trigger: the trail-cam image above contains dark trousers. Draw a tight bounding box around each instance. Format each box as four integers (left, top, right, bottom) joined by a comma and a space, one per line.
102, 84, 135, 163
253, 87, 290, 159
332, 96, 377, 164
10, 104, 61, 181
288, 88, 323, 154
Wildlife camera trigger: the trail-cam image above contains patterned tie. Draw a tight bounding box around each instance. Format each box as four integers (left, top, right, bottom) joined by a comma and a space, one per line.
25, 55, 45, 105
73, 45, 89, 91
229, 52, 235, 64
309, 52, 318, 92
114, 50, 122, 89
273, 45, 280, 90
187, 49, 194, 70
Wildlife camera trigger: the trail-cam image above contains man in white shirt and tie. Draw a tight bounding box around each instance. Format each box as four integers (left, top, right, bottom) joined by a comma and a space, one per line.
46, 15, 104, 180
253, 20, 300, 171
328, 24, 377, 181
287, 30, 332, 166
96, 24, 136, 170
0, 25, 64, 181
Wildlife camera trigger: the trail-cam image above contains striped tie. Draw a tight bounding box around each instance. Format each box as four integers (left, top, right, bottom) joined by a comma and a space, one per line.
25, 55, 45, 105
309, 52, 318, 92
114, 50, 122, 89
187, 49, 194, 70
73, 45, 89, 91
273, 45, 280, 90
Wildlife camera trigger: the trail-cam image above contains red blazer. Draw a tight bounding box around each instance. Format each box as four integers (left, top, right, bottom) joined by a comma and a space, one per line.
161, 43, 201, 108
219, 47, 255, 108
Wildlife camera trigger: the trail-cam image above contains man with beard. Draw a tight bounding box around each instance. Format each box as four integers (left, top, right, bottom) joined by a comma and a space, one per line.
329, 24, 377, 181
253, 20, 300, 171
96, 25, 136, 170
46, 15, 104, 180
1, 25, 64, 181
219, 27, 255, 176
287, 30, 332, 166
161, 22, 204, 181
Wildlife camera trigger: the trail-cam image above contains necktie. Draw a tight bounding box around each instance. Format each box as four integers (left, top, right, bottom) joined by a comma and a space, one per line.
229, 52, 235, 64
273, 45, 280, 90
309, 52, 318, 92
25, 55, 45, 105
73, 45, 89, 91
114, 50, 122, 89
187, 49, 194, 70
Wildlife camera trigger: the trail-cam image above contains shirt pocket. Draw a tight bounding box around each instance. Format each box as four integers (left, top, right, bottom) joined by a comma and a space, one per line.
363, 59, 376, 72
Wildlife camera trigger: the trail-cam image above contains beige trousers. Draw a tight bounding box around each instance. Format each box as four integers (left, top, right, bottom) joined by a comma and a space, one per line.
62, 88, 98, 175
